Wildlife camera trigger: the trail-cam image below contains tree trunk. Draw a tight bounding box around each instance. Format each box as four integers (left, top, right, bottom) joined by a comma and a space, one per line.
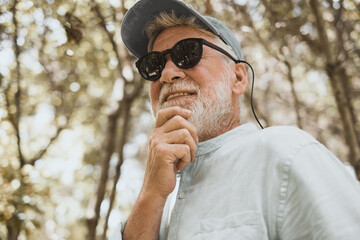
326, 64, 360, 178
309, 0, 360, 179
284, 60, 303, 129
86, 104, 121, 240
6, 217, 21, 240
101, 101, 131, 240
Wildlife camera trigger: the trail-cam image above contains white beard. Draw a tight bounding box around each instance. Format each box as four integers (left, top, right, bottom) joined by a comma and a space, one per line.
156, 74, 233, 140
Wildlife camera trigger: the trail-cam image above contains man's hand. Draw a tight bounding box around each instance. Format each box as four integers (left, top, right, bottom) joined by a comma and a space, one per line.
123, 106, 198, 240
142, 106, 198, 199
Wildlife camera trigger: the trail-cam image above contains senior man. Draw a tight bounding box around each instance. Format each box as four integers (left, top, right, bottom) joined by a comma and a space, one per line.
111, 0, 360, 239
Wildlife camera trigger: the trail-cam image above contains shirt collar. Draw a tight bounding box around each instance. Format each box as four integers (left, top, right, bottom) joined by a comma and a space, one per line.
195, 123, 259, 157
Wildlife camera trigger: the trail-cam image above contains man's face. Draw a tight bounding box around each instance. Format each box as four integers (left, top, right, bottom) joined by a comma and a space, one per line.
149, 26, 242, 140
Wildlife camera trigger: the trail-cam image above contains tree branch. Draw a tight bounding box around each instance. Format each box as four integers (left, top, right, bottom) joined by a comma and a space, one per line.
101, 76, 144, 239
28, 126, 67, 166
232, 0, 305, 128
31, 26, 72, 167
283, 59, 303, 129
86, 1, 141, 238
309, 0, 332, 61
309, 0, 360, 178
86, 98, 122, 240
91, 0, 125, 78
10, 0, 25, 168
101, 99, 131, 240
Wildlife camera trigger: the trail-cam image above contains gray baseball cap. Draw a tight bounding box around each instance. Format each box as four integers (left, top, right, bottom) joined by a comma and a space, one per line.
121, 0, 244, 60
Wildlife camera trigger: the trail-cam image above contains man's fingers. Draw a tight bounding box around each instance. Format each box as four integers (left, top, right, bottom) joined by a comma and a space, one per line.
162, 129, 197, 162
172, 144, 191, 171
177, 159, 189, 172
159, 115, 198, 144
154, 143, 191, 170
155, 106, 192, 128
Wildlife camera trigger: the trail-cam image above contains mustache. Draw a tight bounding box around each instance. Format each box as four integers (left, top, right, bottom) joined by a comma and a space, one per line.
158, 80, 200, 104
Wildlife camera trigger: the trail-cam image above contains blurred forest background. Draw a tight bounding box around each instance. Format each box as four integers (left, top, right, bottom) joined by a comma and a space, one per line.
0, 0, 359, 239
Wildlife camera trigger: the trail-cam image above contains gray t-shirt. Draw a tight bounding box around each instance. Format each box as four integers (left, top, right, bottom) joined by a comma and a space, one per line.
111, 123, 360, 239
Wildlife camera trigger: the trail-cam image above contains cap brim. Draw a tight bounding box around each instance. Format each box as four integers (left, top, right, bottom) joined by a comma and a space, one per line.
121, 0, 219, 58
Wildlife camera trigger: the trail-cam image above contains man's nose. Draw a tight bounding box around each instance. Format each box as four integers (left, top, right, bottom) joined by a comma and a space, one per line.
160, 57, 186, 84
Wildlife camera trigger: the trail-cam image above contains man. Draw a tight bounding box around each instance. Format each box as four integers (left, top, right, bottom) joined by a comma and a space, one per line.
112, 0, 360, 239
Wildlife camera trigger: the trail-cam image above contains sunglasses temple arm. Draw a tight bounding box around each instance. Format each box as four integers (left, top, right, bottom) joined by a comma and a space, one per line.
203, 40, 239, 63
238, 60, 264, 129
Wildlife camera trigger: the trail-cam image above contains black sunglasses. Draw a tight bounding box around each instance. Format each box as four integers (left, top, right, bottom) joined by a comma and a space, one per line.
135, 38, 241, 81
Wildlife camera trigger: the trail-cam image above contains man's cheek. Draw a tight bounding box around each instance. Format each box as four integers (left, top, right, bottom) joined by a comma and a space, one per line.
152, 103, 159, 117
149, 93, 160, 115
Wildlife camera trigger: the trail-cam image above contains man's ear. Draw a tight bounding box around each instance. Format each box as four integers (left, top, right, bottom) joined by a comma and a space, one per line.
232, 62, 248, 95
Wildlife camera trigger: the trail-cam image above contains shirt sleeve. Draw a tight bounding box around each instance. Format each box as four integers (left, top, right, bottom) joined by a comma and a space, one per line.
278, 142, 360, 240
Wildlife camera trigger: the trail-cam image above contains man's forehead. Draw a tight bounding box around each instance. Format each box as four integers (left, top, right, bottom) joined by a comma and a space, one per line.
152, 25, 216, 51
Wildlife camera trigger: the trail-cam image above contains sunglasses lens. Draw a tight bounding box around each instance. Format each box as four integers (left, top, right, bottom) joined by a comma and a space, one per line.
172, 39, 202, 68
137, 52, 164, 80
137, 39, 203, 81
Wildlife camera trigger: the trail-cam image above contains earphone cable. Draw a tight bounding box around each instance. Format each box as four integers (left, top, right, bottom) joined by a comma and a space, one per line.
238, 61, 264, 129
